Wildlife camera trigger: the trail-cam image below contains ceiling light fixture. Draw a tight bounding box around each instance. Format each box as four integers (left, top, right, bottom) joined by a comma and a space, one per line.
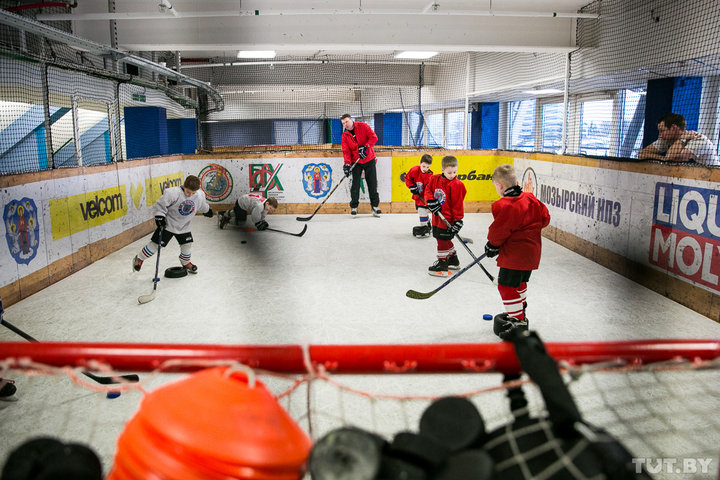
237, 50, 276, 59
394, 51, 438, 59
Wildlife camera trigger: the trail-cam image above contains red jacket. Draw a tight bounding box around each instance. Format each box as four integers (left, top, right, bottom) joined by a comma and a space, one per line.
341, 122, 378, 165
488, 189, 550, 271
405, 165, 434, 204
424, 174, 466, 227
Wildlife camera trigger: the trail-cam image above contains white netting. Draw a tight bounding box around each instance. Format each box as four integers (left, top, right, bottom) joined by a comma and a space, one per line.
1, 352, 719, 479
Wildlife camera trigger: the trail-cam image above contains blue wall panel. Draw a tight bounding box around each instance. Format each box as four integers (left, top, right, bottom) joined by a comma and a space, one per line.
124, 106, 168, 159
167, 118, 197, 154
671, 76, 702, 131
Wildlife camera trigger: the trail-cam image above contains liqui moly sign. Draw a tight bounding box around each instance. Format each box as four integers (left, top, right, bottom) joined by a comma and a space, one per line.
650, 182, 720, 291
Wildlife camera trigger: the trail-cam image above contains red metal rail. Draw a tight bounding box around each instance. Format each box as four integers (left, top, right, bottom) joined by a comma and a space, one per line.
1, 340, 718, 374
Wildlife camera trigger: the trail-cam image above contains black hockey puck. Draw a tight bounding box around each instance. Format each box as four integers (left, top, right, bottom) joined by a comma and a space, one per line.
434, 450, 494, 480
241, 240, 247, 244
377, 454, 428, 480
389, 431, 449, 470
164, 266, 187, 278
419, 396, 485, 452
309, 427, 383, 480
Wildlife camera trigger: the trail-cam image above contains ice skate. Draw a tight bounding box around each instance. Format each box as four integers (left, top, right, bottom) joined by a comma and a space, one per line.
132, 255, 143, 272
428, 258, 452, 277
447, 253, 460, 270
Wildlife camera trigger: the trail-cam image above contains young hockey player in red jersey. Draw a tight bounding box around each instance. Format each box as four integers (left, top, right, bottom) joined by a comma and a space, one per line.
424, 155, 467, 276
218, 193, 278, 230
132, 175, 213, 274
405, 154, 434, 237
485, 164, 550, 340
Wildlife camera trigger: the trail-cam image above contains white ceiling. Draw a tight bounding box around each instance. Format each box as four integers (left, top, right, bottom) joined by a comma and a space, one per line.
35, 0, 595, 62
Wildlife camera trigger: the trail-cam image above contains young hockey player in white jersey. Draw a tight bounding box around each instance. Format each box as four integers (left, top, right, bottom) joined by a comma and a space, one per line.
132, 175, 213, 274
218, 193, 278, 230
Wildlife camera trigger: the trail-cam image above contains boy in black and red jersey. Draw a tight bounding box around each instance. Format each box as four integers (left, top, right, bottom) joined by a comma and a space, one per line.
485, 164, 550, 339
405, 154, 434, 237
424, 156, 467, 276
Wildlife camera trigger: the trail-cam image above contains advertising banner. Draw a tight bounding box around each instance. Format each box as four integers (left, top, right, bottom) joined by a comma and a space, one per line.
391, 155, 511, 202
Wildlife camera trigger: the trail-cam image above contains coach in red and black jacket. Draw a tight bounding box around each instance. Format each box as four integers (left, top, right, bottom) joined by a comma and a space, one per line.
340, 114, 380, 216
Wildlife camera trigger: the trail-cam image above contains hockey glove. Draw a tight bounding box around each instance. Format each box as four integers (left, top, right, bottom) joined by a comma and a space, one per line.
450, 220, 463, 235
358, 145, 367, 159
409, 185, 420, 196
485, 241, 500, 258
426, 198, 441, 214
343, 164, 352, 177
155, 216, 166, 228
255, 220, 269, 231
203, 208, 214, 218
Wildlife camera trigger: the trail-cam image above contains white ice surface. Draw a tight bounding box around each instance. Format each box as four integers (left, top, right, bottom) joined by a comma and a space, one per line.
2, 213, 719, 479
2, 213, 718, 345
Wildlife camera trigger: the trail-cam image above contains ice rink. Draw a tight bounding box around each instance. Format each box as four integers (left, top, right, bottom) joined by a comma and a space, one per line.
2, 212, 719, 346
2, 212, 720, 478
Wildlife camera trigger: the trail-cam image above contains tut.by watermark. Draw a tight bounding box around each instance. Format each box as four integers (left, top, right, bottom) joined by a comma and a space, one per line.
632, 457, 714, 475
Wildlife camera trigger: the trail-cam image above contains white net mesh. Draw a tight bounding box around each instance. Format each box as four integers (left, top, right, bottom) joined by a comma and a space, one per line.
1, 348, 719, 479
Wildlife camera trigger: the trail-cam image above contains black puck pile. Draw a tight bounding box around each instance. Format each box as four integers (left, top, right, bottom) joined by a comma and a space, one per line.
309, 396, 494, 480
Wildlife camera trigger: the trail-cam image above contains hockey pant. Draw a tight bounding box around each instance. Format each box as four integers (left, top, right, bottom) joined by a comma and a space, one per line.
497, 268, 532, 321
349, 160, 379, 209
138, 229, 194, 266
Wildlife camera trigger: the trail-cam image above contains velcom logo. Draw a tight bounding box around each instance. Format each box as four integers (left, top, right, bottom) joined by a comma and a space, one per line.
522, 167, 538, 195
302, 163, 332, 199
250, 163, 283, 195
4, 198, 40, 265
49, 186, 127, 241
199, 163, 233, 202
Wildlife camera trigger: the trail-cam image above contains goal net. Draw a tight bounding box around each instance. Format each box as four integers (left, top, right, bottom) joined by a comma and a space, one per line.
1, 340, 719, 479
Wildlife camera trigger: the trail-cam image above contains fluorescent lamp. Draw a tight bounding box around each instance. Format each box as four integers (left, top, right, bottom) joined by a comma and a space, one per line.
237, 50, 276, 59
521, 88, 563, 95
394, 51, 438, 59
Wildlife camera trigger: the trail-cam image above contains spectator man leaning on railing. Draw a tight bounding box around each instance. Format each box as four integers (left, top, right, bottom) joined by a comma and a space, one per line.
639, 112, 718, 166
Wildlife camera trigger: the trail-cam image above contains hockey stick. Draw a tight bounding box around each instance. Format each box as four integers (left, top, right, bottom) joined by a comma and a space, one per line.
417, 200, 473, 244
266, 224, 308, 237
0, 299, 140, 385
406, 253, 488, 300
138, 226, 163, 305
435, 211, 496, 284
296, 158, 361, 222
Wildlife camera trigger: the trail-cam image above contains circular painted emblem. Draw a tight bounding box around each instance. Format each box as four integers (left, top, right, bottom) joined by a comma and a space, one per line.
522, 167, 538, 195
199, 164, 233, 202
178, 199, 196, 216
4, 197, 40, 265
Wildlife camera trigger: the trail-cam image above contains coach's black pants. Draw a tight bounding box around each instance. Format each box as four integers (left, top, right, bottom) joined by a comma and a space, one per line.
349, 159, 379, 209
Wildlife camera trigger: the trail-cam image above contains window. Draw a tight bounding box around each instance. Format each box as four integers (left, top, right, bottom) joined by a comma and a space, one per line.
75, 100, 111, 166
426, 112, 443, 147
300, 120, 321, 144
508, 99, 536, 151
579, 99, 613, 156
406, 112, 424, 147
541, 102, 563, 154
445, 110, 466, 149
273, 120, 298, 145
617, 89, 645, 158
